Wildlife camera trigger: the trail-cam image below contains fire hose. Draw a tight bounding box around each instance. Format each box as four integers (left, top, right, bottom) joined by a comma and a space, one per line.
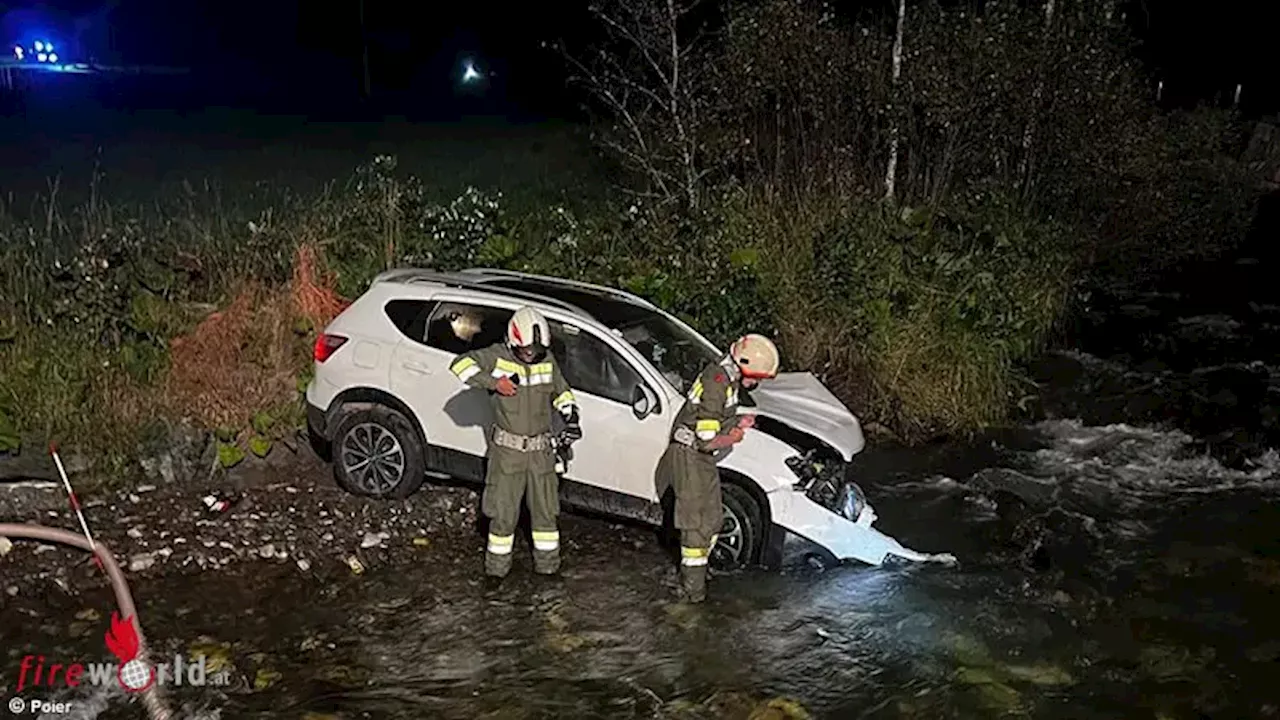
0, 523, 173, 720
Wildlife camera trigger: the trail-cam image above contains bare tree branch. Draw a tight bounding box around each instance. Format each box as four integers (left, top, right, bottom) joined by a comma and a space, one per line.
562, 0, 717, 209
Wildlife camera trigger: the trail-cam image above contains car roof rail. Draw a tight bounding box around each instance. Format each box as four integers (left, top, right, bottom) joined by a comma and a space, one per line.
372, 267, 590, 316
458, 267, 658, 309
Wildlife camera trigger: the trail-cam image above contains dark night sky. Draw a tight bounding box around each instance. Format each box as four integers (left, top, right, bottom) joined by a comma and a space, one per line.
2, 0, 1277, 119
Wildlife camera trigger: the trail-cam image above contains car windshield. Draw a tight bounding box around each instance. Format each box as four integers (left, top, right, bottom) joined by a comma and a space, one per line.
615, 312, 722, 391
476, 277, 723, 390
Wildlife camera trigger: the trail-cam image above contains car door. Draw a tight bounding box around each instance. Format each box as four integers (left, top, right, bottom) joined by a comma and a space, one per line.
388, 299, 514, 457
547, 318, 672, 502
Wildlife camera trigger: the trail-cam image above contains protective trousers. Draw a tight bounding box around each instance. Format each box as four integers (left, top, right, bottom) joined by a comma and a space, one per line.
482, 445, 561, 577
667, 443, 723, 603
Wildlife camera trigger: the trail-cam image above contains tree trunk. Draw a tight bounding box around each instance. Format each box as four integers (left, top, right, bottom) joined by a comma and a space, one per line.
359, 0, 372, 99
1018, 0, 1056, 192
884, 0, 907, 202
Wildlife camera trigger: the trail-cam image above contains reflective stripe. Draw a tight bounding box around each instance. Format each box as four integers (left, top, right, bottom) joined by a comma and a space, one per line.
531, 530, 560, 552
726, 386, 738, 407
528, 362, 553, 384
553, 390, 576, 409
450, 357, 480, 382
494, 358, 527, 377
709, 534, 719, 549
681, 543, 715, 567
487, 533, 514, 555
688, 378, 704, 403
695, 418, 720, 441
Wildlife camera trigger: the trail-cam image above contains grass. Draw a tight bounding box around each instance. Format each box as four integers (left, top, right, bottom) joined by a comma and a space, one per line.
0, 114, 1244, 480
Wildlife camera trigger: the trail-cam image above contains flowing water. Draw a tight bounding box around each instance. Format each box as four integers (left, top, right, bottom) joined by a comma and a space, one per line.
7, 206, 1280, 719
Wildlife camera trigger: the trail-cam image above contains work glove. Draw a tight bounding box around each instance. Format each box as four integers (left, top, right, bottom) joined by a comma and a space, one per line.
494, 376, 517, 396
707, 426, 745, 450
561, 423, 583, 445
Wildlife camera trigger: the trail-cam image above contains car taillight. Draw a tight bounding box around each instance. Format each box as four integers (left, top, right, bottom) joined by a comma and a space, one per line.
314, 334, 348, 363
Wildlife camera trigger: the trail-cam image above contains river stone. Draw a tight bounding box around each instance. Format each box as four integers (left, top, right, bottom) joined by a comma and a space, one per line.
128, 553, 156, 572
138, 420, 212, 485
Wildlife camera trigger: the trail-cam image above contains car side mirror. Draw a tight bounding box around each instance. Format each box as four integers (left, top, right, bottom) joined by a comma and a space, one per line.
631, 383, 659, 419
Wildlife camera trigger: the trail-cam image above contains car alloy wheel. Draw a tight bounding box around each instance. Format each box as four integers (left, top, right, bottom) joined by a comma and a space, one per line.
339, 422, 407, 495
711, 502, 746, 568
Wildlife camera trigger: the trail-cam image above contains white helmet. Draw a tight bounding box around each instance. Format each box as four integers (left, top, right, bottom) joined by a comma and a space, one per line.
507, 306, 550, 349
730, 333, 780, 379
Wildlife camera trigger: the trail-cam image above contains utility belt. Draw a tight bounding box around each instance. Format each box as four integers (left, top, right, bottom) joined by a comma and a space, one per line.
492, 427, 552, 452
671, 425, 715, 454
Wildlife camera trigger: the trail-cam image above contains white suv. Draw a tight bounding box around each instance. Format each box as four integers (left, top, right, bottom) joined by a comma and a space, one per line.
305, 268, 946, 570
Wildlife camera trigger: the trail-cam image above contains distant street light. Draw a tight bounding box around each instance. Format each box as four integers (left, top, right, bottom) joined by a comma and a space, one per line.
462, 59, 481, 83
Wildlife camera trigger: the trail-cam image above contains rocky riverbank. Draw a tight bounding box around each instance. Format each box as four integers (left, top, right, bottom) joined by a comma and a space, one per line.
0, 438, 492, 592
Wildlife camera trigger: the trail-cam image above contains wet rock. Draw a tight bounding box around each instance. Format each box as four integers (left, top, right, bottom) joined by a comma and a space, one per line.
972, 468, 1061, 509
1139, 644, 1214, 680
1002, 663, 1074, 686
258, 543, 277, 559
747, 697, 812, 720
0, 536, 11, 556
138, 420, 211, 485
361, 531, 390, 548
129, 553, 156, 572
188, 639, 234, 674
1246, 640, 1280, 663
296, 558, 312, 572
253, 667, 282, 690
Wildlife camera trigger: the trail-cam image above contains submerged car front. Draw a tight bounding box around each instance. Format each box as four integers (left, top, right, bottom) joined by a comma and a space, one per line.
728, 373, 955, 566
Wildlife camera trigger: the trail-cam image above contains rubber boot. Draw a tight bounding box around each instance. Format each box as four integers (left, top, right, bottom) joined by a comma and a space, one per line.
533, 549, 561, 576
485, 550, 512, 579
680, 564, 707, 603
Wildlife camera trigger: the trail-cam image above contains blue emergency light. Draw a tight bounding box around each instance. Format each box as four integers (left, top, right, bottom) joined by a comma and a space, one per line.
13, 39, 59, 64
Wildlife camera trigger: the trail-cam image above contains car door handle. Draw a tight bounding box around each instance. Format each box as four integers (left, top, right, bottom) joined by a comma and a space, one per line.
402, 360, 433, 374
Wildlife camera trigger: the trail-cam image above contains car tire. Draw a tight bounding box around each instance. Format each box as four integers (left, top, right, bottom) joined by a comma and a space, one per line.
711, 480, 767, 572
331, 405, 426, 499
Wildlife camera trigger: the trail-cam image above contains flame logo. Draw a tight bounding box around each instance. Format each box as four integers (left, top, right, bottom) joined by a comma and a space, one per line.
104, 613, 139, 663
104, 613, 154, 692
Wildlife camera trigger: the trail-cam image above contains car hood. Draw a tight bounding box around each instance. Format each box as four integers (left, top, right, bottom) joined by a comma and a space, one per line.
745, 372, 866, 461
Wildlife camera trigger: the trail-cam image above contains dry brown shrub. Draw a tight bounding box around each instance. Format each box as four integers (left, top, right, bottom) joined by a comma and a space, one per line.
163, 283, 307, 431
292, 242, 349, 331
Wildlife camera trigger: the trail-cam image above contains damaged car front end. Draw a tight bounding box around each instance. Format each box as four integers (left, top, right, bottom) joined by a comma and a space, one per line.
741, 374, 957, 567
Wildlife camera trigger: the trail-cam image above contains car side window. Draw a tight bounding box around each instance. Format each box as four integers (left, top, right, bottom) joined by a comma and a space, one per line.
549, 321, 643, 405
424, 302, 513, 354
383, 299, 436, 344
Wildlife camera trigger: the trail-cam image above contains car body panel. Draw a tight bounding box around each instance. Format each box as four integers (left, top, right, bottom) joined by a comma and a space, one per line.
767, 490, 925, 565
747, 373, 866, 461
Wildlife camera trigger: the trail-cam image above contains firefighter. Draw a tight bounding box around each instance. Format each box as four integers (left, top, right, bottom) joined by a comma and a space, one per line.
656, 333, 780, 603
448, 306, 582, 579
